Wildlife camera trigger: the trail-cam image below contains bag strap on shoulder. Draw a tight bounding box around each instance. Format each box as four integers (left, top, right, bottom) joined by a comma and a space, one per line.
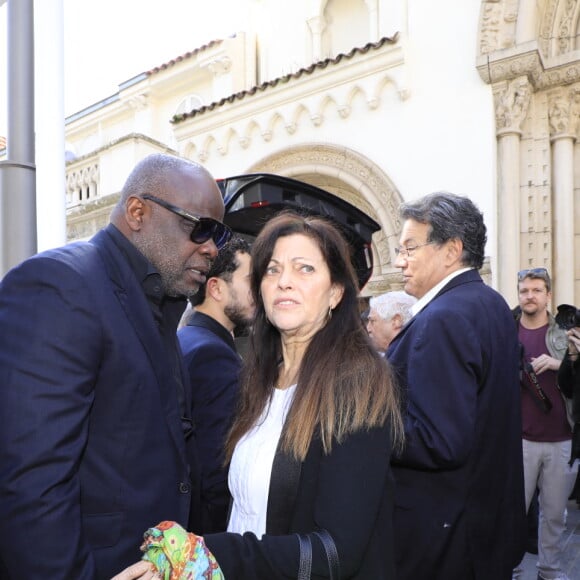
296, 533, 312, 580
314, 529, 340, 580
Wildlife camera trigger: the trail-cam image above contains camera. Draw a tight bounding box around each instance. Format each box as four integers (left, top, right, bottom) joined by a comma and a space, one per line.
555, 304, 580, 330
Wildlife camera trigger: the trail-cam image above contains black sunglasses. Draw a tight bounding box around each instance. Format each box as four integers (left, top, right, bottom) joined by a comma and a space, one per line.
142, 194, 232, 249
517, 267, 549, 281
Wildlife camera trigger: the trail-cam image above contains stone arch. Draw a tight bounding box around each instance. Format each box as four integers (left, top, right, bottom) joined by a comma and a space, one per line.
478, 0, 580, 58
246, 143, 404, 294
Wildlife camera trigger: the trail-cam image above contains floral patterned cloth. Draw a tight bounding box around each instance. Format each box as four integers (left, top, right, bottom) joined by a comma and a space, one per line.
141, 521, 224, 580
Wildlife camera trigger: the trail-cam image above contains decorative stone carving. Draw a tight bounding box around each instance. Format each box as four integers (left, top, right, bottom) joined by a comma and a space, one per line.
206, 57, 232, 76
504, 0, 518, 23
548, 85, 580, 137
494, 76, 531, 133
476, 47, 542, 86
307, 15, 326, 36
338, 105, 351, 118
480, 2, 502, 55
373, 229, 392, 268
66, 163, 100, 207
557, 0, 577, 55
176, 39, 405, 162
539, 0, 559, 57
572, 86, 580, 136
246, 143, 404, 280
125, 94, 148, 111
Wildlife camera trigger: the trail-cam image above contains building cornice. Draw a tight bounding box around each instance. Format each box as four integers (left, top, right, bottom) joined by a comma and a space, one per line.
66, 133, 176, 168
477, 41, 580, 90
172, 35, 401, 125
173, 36, 405, 160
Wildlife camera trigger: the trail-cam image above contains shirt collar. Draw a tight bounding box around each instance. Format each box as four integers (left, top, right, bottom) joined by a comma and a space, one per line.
410, 267, 473, 316
106, 223, 163, 303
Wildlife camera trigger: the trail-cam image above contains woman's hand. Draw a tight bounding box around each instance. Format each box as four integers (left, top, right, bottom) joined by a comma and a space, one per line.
110, 561, 159, 580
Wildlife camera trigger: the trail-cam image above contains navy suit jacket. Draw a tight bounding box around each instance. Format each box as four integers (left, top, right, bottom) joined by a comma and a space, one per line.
387, 269, 526, 579
178, 311, 241, 533
0, 227, 197, 579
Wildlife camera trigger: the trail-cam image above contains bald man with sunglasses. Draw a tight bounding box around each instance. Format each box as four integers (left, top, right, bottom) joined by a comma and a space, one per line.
0, 153, 232, 579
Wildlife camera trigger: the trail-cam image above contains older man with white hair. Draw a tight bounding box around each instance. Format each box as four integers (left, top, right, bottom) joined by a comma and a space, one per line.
366, 291, 417, 353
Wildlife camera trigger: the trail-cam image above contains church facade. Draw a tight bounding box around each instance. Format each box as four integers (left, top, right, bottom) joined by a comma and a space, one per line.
63, 0, 580, 306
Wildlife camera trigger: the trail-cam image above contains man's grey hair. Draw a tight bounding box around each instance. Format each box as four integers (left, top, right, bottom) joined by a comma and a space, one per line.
369, 291, 417, 324
400, 192, 487, 269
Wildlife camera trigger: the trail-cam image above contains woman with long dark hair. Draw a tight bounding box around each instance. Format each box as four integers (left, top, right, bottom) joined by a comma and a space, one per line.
114, 211, 403, 579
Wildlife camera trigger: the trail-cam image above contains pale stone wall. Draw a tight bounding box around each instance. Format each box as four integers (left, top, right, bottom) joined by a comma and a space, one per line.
63, 0, 580, 306
477, 0, 580, 307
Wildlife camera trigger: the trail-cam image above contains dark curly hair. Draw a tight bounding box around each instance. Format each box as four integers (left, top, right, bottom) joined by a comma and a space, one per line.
189, 236, 251, 306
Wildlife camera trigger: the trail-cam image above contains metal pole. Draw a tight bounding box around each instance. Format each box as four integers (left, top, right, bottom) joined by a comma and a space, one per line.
0, 0, 37, 276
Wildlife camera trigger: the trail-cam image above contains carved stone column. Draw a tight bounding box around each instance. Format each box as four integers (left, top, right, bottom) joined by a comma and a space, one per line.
494, 76, 531, 305
549, 87, 580, 305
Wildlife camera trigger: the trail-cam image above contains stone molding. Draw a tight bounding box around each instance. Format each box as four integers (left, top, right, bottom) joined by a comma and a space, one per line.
66, 162, 99, 206
174, 42, 406, 162
479, 0, 580, 58
477, 41, 580, 90
66, 133, 176, 169
542, 0, 579, 57
66, 193, 120, 242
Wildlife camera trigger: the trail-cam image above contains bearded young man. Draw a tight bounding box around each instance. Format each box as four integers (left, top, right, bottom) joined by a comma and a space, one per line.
178, 236, 255, 534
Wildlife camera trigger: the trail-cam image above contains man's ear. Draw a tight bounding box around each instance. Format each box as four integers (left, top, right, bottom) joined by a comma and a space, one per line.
126, 196, 146, 232
445, 238, 463, 265
205, 277, 223, 302
391, 313, 403, 330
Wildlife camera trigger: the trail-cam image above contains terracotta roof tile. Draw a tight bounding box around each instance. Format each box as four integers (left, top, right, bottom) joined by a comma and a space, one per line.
146, 39, 224, 75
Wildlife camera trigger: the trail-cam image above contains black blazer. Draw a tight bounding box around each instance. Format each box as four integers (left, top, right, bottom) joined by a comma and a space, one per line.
387, 270, 526, 579
0, 226, 197, 579
178, 311, 241, 533
204, 423, 396, 579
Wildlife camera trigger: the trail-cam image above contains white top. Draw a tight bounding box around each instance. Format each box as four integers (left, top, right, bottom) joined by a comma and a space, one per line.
410, 267, 473, 316
227, 384, 297, 537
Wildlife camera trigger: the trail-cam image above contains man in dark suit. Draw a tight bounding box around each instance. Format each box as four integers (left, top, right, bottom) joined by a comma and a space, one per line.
178, 236, 254, 533
0, 153, 232, 579
386, 192, 526, 579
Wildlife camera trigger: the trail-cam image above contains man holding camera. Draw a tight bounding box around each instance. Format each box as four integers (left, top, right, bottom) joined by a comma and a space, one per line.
514, 268, 575, 580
